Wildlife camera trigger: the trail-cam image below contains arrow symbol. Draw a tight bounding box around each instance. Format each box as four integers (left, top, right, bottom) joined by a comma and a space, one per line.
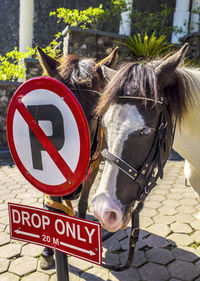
60, 241, 96, 256
14, 229, 40, 238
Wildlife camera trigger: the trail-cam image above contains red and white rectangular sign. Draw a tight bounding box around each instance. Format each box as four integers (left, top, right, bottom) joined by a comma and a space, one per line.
8, 203, 102, 265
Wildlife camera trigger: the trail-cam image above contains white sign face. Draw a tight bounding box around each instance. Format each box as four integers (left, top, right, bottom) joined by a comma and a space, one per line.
13, 89, 80, 186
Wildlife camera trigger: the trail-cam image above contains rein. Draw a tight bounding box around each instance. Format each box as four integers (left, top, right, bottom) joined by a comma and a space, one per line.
101, 95, 175, 271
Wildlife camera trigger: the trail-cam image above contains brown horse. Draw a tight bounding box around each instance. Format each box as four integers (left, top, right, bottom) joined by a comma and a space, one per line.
37, 46, 118, 218
37, 47, 118, 268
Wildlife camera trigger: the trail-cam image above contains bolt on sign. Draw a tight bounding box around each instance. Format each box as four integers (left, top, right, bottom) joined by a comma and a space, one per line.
8, 203, 102, 265
6, 77, 90, 196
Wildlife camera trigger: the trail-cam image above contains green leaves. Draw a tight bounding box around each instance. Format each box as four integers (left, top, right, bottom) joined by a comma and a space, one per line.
0, 35, 61, 81
117, 32, 174, 59
49, 1, 130, 31
49, 6, 105, 30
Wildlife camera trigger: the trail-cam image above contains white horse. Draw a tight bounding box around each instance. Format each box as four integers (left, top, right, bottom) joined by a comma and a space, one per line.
91, 43, 200, 232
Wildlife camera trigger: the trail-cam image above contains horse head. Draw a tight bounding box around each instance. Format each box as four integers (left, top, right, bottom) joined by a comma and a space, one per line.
91, 44, 189, 232
37, 46, 119, 146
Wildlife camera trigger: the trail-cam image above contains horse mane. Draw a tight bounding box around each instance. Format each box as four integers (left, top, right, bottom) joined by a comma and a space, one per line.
95, 60, 198, 123
57, 54, 101, 90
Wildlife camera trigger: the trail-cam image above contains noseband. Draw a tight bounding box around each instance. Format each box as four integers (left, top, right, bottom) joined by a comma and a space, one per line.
101, 95, 175, 271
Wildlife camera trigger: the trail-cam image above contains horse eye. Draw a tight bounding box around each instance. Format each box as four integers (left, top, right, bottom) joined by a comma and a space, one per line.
140, 127, 152, 135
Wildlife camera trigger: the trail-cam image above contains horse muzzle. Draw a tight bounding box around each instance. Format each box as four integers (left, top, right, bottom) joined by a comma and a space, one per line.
91, 193, 130, 232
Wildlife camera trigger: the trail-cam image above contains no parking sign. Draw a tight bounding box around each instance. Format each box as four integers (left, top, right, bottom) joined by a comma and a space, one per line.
7, 77, 90, 196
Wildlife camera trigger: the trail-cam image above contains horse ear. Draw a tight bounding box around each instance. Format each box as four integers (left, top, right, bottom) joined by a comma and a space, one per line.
95, 47, 119, 69
37, 46, 60, 76
99, 64, 117, 81
155, 43, 189, 85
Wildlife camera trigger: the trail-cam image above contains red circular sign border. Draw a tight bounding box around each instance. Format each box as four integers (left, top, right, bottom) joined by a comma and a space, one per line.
7, 77, 90, 196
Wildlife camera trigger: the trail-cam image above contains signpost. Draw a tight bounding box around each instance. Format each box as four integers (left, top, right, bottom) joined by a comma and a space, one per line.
6, 77, 100, 281
8, 203, 102, 265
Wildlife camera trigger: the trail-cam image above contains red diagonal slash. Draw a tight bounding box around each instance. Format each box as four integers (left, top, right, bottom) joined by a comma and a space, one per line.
16, 99, 74, 181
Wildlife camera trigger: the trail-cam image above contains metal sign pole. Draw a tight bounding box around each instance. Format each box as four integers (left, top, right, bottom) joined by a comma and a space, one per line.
55, 250, 69, 281
54, 196, 69, 281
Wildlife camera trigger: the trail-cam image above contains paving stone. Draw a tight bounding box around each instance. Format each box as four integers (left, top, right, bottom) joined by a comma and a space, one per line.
172, 247, 199, 262
21, 271, 49, 281
0, 216, 9, 224
109, 267, 141, 281
0, 193, 16, 200
146, 224, 171, 237
0, 257, 10, 273
140, 216, 153, 228
152, 189, 169, 195
80, 266, 109, 280
0, 203, 8, 211
68, 256, 93, 273
148, 194, 166, 202
153, 214, 175, 225
0, 232, 10, 246
21, 244, 43, 257
162, 199, 181, 208
167, 233, 193, 246
167, 193, 183, 200
144, 200, 162, 209
50, 272, 79, 281
0, 209, 10, 218
21, 198, 38, 205
192, 231, 200, 243
174, 213, 195, 224
9, 256, 37, 276
141, 208, 158, 217
0, 243, 21, 258
167, 260, 199, 281
180, 198, 199, 206
0, 272, 20, 281
191, 220, 200, 230
119, 249, 147, 267
145, 248, 174, 265
170, 222, 192, 234
120, 237, 129, 251
139, 262, 169, 281
158, 206, 177, 216
102, 236, 122, 252
102, 252, 120, 267
145, 234, 169, 248
115, 229, 128, 241
176, 205, 197, 214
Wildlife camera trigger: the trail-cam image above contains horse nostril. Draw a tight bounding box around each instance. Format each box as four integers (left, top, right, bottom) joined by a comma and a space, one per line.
104, 210, 118, 225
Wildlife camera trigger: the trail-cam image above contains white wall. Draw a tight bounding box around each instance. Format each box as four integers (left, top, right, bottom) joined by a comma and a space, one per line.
171, 0, 190, 43
119, 0, 133, 36
19, 0, 34, 52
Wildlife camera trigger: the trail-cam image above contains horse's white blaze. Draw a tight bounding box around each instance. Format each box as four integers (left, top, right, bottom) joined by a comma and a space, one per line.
91, 103, 146, 231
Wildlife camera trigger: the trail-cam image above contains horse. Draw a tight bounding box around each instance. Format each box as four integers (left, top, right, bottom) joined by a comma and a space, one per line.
36, 46, 118, 268
91, 43, 200, 235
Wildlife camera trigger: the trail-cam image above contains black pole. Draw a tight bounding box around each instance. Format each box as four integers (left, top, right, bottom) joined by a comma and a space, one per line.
55, 250, 69, 281
53, 196, 69, 281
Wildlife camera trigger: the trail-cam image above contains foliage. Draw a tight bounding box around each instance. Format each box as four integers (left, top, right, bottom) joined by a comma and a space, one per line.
49, 0, 129, 31
0, 35, 61, 82
131, 2, 182, 40
116, 32, 174, 59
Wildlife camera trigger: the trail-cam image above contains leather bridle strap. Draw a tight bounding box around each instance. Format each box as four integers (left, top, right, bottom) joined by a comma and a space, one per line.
101, 149, 139, 180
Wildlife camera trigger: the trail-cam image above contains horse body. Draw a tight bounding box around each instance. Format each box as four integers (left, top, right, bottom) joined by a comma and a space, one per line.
173, 68, 200, 195
91, 44, 200, 233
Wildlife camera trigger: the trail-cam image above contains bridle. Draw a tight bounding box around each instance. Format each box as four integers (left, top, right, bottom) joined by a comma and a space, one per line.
101, 95, 175, 271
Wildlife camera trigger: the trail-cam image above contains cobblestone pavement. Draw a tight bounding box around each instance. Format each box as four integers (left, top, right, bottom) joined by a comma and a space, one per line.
1, 159, 200, 281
